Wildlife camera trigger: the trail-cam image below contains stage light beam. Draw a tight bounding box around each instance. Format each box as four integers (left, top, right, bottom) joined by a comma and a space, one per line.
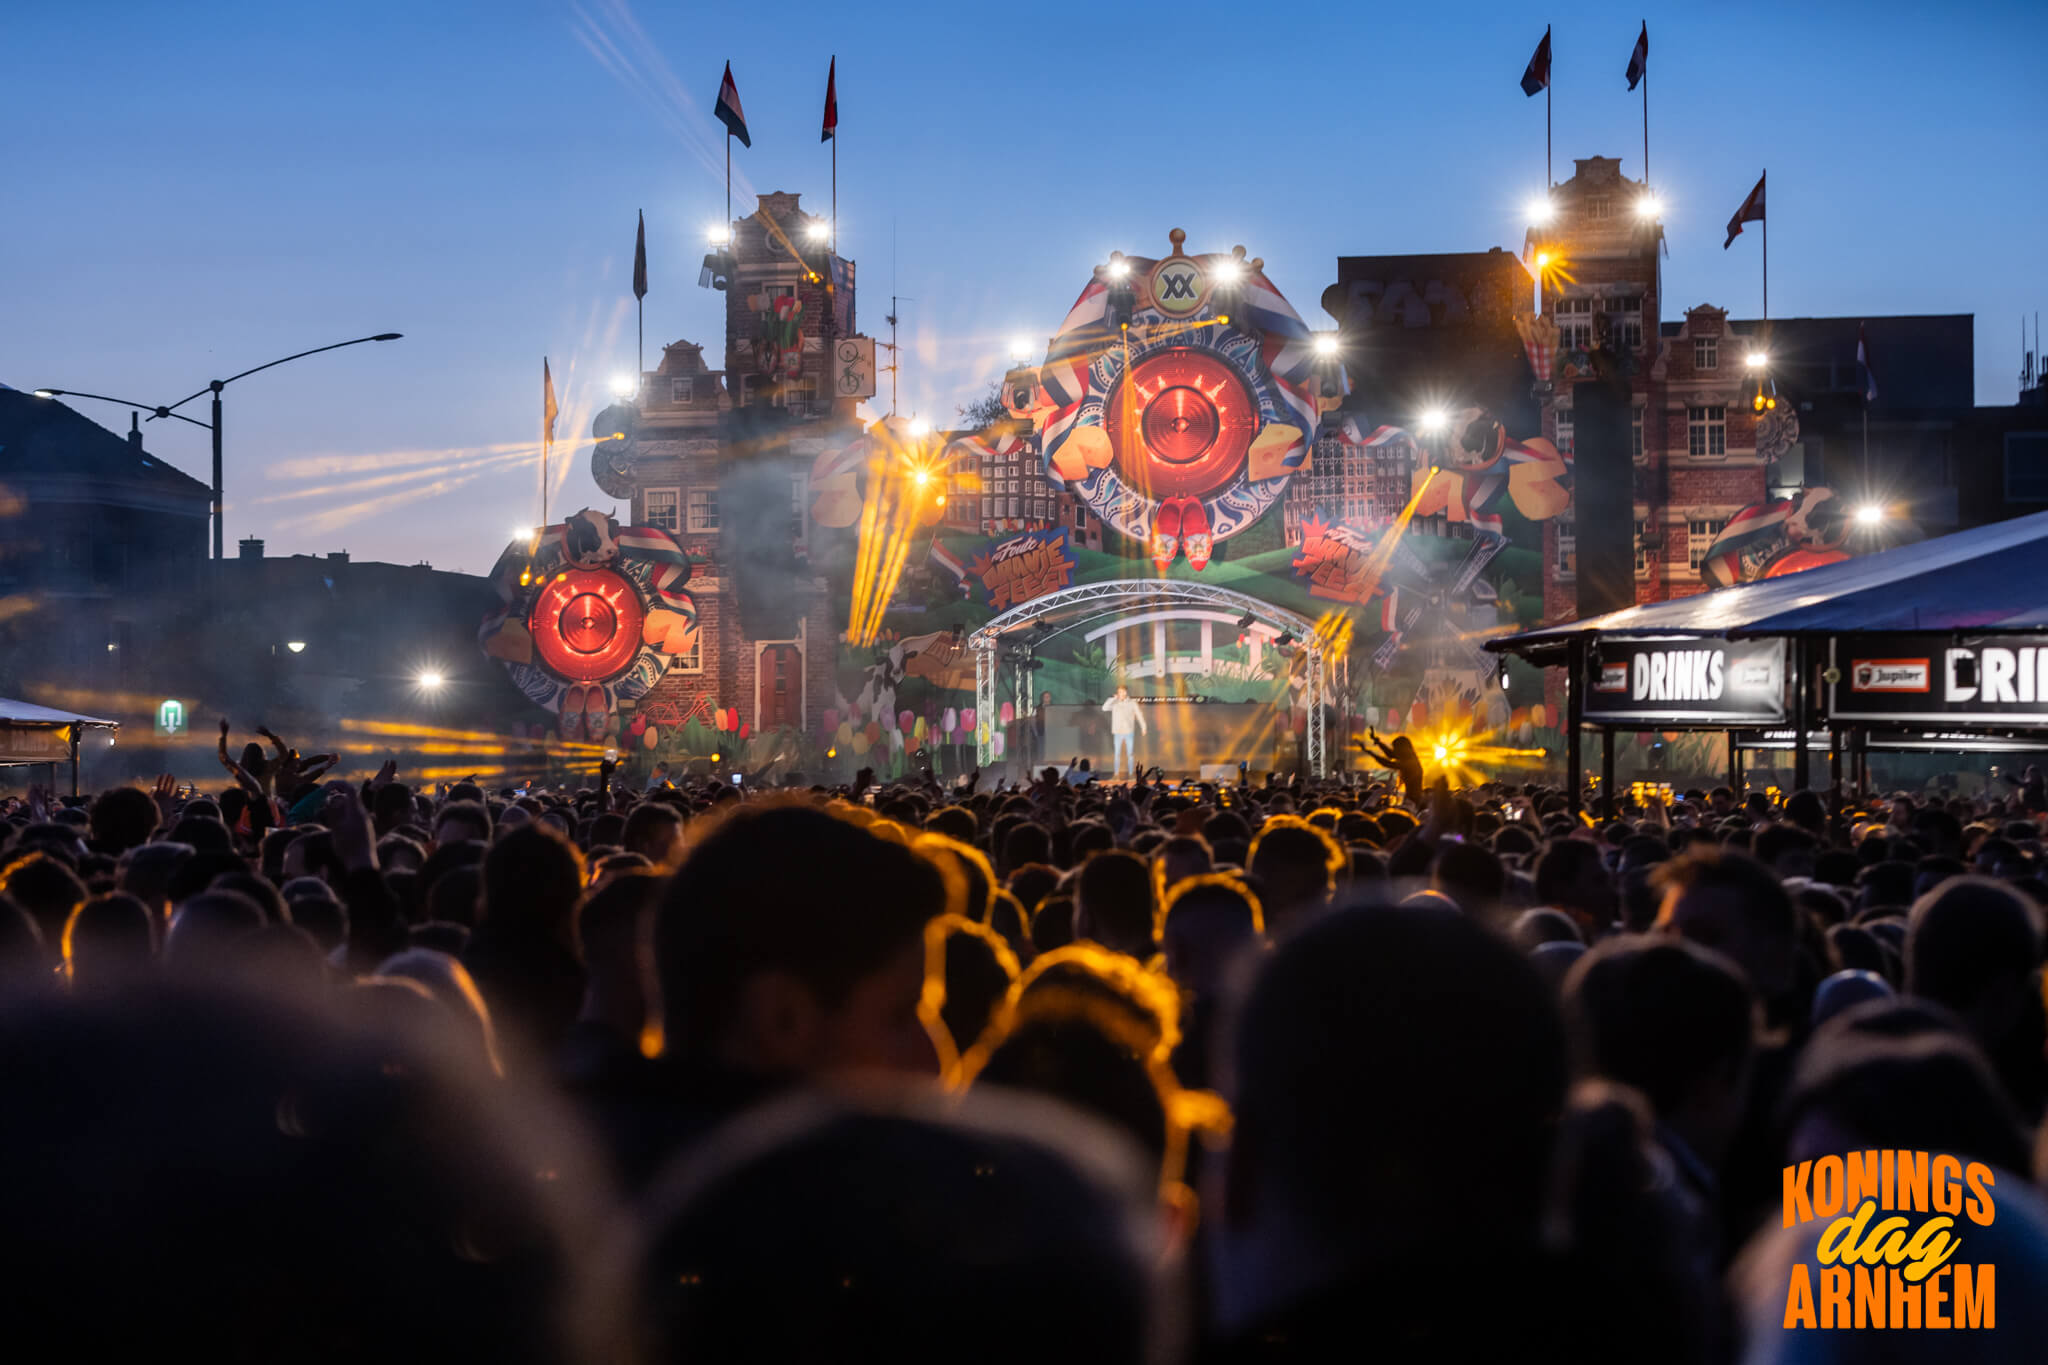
1855, 504, 1886, 526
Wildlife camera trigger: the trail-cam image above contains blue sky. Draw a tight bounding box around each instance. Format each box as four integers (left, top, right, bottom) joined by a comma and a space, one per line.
5, 0, 2043, 573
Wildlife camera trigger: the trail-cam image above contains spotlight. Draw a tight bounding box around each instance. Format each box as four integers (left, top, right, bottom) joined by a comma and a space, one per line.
31, 389, 55, 398
827, 747, 837, 758
287, 641, 307, 654
1498, 659, 1511, 690
1276, 631, 1294, 648
1212, 259, 1242, 285
1526, 196, 1555, 226
1534, 252, 1552, 269
805, 220, 830, 242
1434, 743, 1450, 762
417, 670, 445, 690
711, 751, 721, 763
907, 418, 931, 439
935, 493, 946, 507
1855, 504, 1886, 526
1236, 612, 1256, 629
611, 373, 638, 398
1312, 333, 1340, 357
1010, 336, 1035, 363
1635, 194, 1663, 220
1419, 408, 1449, 434
914, 470, 930, 486
1107, 258, 1130, 279
706, 225, 730, 245
1745, 352, 1769, 370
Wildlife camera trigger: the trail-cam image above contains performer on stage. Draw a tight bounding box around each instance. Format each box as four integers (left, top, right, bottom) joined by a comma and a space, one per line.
1101, 684, 1147, 780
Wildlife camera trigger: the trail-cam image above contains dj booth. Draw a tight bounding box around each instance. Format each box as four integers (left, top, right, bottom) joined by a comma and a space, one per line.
1028, 700, 1291, 776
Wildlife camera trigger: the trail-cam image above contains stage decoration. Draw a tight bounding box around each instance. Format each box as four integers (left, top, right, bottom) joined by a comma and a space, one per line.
589, 404, 640, 500
970, 529, 1077, 611
1027, 229, 1334, 562
1698, 487, 1849, 587
480, 509, 700, 731
1400, 408, 1573, 534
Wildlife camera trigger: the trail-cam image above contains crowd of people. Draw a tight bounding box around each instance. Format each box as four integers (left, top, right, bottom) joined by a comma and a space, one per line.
5, 730, 2048, 1361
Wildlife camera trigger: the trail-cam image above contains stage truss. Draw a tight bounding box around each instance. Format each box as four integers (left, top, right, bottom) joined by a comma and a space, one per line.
969, 579, 1329, 776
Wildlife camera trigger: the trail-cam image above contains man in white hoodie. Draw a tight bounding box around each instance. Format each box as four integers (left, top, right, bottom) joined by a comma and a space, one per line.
1100, 685, 1146, 780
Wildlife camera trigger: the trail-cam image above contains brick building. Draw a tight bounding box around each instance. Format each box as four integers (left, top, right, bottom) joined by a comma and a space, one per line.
1529, 156, 1772, 621
601, 191, 862, 740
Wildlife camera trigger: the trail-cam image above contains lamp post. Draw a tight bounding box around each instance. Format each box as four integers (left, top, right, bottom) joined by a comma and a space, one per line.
35, 332, 402, 559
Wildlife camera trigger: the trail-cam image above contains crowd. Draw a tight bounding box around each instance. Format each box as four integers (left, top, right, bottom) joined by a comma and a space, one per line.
5, 731, 2048, 1362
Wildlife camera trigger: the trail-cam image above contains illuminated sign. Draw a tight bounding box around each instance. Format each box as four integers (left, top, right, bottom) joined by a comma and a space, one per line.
1832, 634, 2048, 726
1581, 637, 1788, 724
155, 699, 187, 737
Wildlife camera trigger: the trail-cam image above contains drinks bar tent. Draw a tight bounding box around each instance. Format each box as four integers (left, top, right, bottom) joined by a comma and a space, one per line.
1484, 510, 2048, 811
0, 699, 119, 798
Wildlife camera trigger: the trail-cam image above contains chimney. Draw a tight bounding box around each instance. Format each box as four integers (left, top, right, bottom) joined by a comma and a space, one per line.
327, 550, 349, 564
238, 537, 265, 560
128, 412, 143, 451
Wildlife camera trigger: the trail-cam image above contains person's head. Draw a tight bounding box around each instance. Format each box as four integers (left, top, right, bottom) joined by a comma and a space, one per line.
1534, 839, 1615, 932
916, 834, 996, 923
1214, 904, 1565, 1326
480, 823, 587, 946
117, 842, 193, 923
1159, 873, 1262, 997
655, 801, 948, 1077
1114, 684, 1129, 700
575, 869, 660, 1034
1564, 936, 1757, 1165
925, 915, 1019, 1062
88, 787, 160, 855
432, 799, 492, 847
0, 979, 618, 1361
1000, 822, 1053, 879
1245, 817, 1343, 931
620, 802, 684, 869
1652, 848, 1800, 1003
634, 1086, 1165, 1364
1073, 850, 1155, 959
1430, 840, 1506, 921
1754, 823, 1818, 879
0, 853, 89, 945
62, 892, 157, 986
161, 891, 266, 977
374, 948, 504, 1076
1905, 875, 2044, 1043
1779, 1024, 2030, 1176
1511, 907, 1582, 952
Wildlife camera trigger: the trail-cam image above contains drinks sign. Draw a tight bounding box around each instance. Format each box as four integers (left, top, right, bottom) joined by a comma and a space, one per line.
1582, 637, 1789, 724
1831, 634, 2048, 726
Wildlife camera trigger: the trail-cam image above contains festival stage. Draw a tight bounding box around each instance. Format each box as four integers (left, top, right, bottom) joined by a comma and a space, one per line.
1033, 700, 1297, 775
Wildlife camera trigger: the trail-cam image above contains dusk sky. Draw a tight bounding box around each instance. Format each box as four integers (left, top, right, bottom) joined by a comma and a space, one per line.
7, 0, 2043, 575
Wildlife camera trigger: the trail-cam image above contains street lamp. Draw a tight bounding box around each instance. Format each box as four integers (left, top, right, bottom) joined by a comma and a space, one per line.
35, 332, 403, 559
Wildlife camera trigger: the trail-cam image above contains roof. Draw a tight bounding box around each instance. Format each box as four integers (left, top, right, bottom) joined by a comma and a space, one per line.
0, 699, 118, 728
1657, 314, 1974, 412
0, 386, 212, 501
1489, 508, 2048, 658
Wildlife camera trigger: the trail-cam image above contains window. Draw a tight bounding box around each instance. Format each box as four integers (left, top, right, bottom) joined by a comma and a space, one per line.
669, 624, 703, 674
1555, 518, 1576, 576
2005, 434, 2048, 502
687, 488, 720, 532
643, 488, 680, 533
1631, 404, 1645, 460
670, 377, 695, 403
1687, 406, 1727, 457
1606, 296, 1644, 351
1687, 518, 1729, 572
1634, 518, 1652, 575
1585, 195, 1613, 220
1553, 410, 1573, 455
1694, 337, 1718, 370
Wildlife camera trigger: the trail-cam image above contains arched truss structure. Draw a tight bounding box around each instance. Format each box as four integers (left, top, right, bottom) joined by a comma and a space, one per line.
969, 580, 1330, 776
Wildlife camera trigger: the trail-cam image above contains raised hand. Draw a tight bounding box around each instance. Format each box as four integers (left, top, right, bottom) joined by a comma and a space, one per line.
323, 785, 378, 871
150, 773, 178, 822
369, 758, 398, 789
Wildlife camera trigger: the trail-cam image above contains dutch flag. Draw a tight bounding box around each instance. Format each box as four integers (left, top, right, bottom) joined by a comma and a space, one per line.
929, 538, 967, 583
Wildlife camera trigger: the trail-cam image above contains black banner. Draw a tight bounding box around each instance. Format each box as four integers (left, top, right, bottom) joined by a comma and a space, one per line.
1583, 637, 1789, 725
1830, 634, 2048, 727
1572, 380, 1636, 620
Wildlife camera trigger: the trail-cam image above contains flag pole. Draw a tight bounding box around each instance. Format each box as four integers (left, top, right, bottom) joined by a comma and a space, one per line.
637, 210, 644, 380
1642, 32, 1650, 191
1761, 169, 1769, 320
541, 356, 550, 532
1545, 25, 1552, 187
725, 133, 731, 245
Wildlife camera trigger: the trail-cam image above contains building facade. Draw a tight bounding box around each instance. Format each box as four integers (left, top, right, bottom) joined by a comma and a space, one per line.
601, 191, 857, 739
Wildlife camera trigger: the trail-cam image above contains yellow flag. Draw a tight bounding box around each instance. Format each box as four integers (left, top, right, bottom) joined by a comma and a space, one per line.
543, 358, 559, 446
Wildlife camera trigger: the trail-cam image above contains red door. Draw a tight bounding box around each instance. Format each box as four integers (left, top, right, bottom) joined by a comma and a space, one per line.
758, 645, 799, 729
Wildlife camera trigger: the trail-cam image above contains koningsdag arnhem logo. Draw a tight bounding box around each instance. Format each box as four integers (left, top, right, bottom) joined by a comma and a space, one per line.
1780, 1151, 1996, 1330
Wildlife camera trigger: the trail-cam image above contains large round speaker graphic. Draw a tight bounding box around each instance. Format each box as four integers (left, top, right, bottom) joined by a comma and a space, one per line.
1108, 348, 1257, 500
529, 567, 645, 683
